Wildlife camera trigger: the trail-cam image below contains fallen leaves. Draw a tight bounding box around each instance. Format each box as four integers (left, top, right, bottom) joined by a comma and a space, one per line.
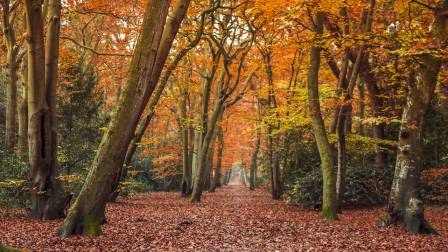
1, 186, 448, 251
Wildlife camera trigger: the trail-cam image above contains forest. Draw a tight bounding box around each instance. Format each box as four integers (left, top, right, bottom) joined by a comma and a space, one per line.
0, 0, 448, 251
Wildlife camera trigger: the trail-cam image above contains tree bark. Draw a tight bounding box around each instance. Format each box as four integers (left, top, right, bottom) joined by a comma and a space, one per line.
59, 0, 174, 237
209, 124, 224, 192
190, 81, 224, 202
2, 0, 18, 152
204, 134, 216, 191
307, 12, 338, 220
261, 50, 282, 200
385, 0, 448, 234
249, 129, 260, 190
189, 52, 224, 202
355, 79, 366, 135
108, 0, 193, 202
386, 55, 440, 234
25, 0, 68, 220
180, 83, 192, 196
18, 57, 28, 153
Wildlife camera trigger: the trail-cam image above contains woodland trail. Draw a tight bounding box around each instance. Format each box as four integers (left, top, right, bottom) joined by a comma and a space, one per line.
1, 185, 448, 251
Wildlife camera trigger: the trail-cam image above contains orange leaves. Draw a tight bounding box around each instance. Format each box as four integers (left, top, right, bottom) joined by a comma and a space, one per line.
423, 168, 448, 178
422, 168, 448, 204
2, 187, 448, 250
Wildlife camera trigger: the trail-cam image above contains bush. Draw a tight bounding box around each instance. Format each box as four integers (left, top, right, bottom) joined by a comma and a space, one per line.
286, 169, 322, 209
285, 163, 393, 209
0, 180, 30, 209
0, 154, 30, 209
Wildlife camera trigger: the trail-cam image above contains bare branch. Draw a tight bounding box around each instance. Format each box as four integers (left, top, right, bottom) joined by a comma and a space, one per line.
61, 36, 132, 57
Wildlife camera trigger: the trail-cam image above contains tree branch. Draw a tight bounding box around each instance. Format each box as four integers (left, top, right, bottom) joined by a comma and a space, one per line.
61, 36, 132, 57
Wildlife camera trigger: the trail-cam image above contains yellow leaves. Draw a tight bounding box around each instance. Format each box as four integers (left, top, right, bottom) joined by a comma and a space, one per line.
99, 127, 108, 132
0, 180, 26, 189
353, 116, 401, 127
127, 170, 144, 176
57, 175, 81, 183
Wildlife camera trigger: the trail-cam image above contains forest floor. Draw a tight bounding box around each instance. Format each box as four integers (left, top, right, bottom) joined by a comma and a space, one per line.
1, 185, 448, 251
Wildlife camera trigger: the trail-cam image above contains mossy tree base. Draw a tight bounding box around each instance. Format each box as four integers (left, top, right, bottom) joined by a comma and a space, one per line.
0, 244, 22, 252
322, 207, 338, 221
381, 210, 437, 235
59, 211, 103, 238
190, 192, 202, 203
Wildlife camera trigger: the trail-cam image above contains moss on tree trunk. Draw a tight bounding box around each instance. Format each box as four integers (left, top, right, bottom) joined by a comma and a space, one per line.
385, 55, 441, 234
59, 0, 172, 237
307, 12, 338, 221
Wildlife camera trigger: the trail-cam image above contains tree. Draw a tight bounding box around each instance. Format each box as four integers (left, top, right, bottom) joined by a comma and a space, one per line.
249, 123, 260, 190
24, 0, 68, 219
385, 0, 448, 234
108, 3, 216, 201
1, 0, 21, 152
209, 123, 224, 192
59, 0, 190, 237
17, 57, 27, 153
307, 11, 338, 221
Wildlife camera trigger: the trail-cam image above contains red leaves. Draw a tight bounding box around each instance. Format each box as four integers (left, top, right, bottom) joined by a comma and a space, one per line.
1, 186, 448, 251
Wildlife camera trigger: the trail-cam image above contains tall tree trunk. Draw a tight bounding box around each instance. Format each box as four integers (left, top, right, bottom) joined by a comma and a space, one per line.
360, 56, 387, 169
59, 0, 175, 237
307, 12, 338, 220
249, 130, 260, 190
108, 0, 193, 202
204, 136, 215, 191
189, 61, 223, 202
355, 79, 366, 135
191, 127, 201, 185
385, 0, 448, 234
336, 48, 366, 211
2, 0, 18, 152
5, 49, 18, 152
261, 50, 282, 200
18, 59, 28, 153
25, 0, 68, 220
190, 90, 225, 202
210, 124, 223, 192
386, 55, 440, 234
223, 169, 232, 185
180, 86, 192, 196
268, 134, 282, 199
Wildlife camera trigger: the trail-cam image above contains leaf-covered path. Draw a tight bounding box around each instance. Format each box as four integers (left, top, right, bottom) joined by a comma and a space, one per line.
1, 185, 448, 251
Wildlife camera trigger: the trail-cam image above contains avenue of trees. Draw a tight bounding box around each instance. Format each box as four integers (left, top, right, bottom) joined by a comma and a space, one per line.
1, 0, 448, 240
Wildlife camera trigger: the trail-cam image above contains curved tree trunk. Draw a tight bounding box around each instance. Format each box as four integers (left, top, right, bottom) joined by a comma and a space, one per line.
108, 0, 193, 202
59, 0, 174, 237
307, 12, 338, 221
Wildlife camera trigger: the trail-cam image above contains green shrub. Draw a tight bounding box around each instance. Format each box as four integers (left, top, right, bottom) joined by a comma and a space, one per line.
0, 154, 30, 209
285, 163, 392, 209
